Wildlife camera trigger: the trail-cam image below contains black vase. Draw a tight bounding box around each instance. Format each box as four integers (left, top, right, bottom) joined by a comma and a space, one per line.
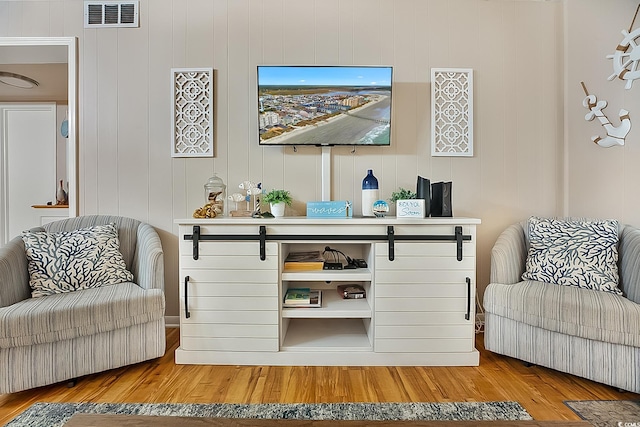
416, 176, 431, 217
431, 181, 452, 217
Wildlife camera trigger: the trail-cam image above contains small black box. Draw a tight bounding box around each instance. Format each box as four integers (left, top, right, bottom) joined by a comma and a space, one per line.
323, 262, 343, 270
354, 259, 368, 268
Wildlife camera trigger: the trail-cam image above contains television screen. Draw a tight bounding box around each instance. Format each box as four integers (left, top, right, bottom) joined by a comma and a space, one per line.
257, 65, 393, 146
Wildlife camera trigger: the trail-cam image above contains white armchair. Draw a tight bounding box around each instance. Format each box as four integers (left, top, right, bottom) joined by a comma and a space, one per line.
484, 219, 640, 393
0, 215, 166, 393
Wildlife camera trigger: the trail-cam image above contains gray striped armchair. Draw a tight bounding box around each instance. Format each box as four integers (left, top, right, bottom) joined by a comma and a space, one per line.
0, 215, 166, 393
484, 219, 640, 393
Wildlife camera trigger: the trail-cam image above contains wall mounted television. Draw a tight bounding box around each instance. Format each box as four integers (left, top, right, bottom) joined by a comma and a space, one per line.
257, 65, 393, 146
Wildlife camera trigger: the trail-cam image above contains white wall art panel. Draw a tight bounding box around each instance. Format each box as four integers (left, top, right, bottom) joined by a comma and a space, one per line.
171, 68, 213, 157
431, 68, 473, 157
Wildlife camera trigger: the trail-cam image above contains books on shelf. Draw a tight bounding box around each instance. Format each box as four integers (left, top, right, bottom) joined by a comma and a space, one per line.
336, 284, 366, 299
283, 287, 322, 308
283, 250, 325, 271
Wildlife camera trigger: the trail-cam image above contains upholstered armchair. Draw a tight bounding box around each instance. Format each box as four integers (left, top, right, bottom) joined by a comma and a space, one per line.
484, 217, 640, 393
0, 215, 166, 393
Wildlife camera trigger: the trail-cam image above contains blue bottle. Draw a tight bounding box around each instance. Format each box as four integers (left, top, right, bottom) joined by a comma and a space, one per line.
361, 169, 379, 217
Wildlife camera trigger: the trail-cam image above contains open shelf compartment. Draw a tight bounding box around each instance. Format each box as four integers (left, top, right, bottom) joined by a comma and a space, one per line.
281, 318, 373, 352
282, 287, 371, 318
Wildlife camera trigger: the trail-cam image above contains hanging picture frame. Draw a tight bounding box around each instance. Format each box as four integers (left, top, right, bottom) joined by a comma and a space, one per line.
171, 68, 214, 157
431, 68, 474, 157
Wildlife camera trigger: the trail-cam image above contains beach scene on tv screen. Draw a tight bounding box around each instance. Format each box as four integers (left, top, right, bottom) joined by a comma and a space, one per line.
258, 66, 392, 146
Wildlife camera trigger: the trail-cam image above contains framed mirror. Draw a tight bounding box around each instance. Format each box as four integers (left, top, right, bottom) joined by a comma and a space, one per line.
0, 37, 77, 244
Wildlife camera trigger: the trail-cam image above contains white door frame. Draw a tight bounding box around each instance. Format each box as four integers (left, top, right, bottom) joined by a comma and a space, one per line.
0, 37, 78, 218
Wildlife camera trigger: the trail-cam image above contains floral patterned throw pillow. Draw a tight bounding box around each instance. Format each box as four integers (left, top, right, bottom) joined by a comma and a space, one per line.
522, 217, 622, 295
22, 223, 134, 298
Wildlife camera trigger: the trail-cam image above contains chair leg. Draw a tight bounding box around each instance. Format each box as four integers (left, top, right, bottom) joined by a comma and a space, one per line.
66, 378, 78, 388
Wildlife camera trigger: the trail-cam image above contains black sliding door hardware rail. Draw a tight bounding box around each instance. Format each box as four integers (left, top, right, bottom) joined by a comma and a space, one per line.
184, 225, 471, 261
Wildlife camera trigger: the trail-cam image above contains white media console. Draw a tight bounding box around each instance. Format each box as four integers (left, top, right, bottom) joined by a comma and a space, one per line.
175, 217, 481, 366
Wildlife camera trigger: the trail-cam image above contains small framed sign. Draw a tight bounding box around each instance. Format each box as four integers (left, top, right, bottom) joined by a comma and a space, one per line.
306, 201, 353, 218
396, 199, 425, 218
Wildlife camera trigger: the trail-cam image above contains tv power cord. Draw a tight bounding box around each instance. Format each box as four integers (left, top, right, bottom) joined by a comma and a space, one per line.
322, 246, 367, 269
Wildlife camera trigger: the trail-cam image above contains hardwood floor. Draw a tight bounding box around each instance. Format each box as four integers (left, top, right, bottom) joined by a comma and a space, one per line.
0, 329, 636, 425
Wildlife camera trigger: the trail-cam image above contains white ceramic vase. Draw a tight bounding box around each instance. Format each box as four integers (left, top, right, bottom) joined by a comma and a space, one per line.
270, 202, 286, 217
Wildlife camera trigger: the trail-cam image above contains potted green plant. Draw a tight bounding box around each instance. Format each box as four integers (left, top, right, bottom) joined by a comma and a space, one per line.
263, 189, 292, 217
389, 188, 417, 203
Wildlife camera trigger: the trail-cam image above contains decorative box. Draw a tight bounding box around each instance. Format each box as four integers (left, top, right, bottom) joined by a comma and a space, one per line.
306, 201, 353, 218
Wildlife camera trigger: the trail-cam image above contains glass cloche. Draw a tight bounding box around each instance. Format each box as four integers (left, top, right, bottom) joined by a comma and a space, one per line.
204, 174, 226, 216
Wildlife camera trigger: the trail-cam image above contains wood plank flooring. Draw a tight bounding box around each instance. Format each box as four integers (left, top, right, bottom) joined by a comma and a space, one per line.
0, 329, 636, 425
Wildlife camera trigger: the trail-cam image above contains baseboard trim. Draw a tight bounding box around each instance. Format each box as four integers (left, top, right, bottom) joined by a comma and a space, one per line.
165, 315, 180, 328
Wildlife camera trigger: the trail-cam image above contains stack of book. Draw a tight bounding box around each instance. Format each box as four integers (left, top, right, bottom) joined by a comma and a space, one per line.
283, 287, 322, 308
283, 250, 325, 271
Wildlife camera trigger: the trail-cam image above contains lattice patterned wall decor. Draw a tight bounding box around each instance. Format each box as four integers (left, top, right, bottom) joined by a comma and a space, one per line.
171, 68, 214, 157
431, 68, 473, 157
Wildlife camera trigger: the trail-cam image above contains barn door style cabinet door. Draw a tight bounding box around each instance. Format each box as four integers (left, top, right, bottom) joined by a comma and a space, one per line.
176, 217, 480, 366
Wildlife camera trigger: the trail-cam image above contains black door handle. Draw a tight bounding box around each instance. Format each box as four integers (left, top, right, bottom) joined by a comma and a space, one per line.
465, 277, 471, 320
184, 275, 191, 319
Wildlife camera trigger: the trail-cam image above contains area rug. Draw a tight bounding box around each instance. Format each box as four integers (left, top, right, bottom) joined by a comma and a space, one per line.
565, 400, 640, 427
5, 401, 532, 427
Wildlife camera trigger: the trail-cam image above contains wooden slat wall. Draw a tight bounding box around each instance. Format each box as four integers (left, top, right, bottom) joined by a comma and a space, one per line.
565, 0, 640, 225
0, 0, 570, 317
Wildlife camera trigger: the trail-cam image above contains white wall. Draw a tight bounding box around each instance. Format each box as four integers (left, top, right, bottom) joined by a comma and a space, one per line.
1, 0, 569, 317
565, 0, 640, 224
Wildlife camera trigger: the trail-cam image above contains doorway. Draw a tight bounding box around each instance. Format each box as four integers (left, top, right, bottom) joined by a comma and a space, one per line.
0, 37, 77, 244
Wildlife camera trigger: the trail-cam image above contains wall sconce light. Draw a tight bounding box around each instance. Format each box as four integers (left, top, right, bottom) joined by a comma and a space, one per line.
0, 71, 39, 89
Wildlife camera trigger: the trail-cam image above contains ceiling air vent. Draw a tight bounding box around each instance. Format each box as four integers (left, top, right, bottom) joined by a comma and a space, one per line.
84, 1, 139, 28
